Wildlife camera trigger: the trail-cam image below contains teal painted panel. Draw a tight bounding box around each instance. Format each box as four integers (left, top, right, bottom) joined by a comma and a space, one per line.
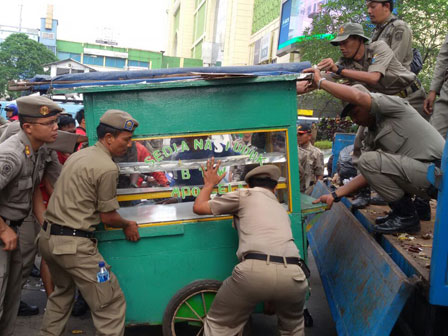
83, 80, 297, 142
97, 213, 304, 325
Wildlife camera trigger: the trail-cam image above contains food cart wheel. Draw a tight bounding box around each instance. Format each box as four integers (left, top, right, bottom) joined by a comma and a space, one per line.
162, 279, 221, 336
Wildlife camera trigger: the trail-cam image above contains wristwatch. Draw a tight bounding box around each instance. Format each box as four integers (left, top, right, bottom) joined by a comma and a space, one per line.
331, 190, 342, 203
335, 65, 345, 76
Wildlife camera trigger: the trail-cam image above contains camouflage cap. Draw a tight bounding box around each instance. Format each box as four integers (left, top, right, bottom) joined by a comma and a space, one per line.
16, 96, 63, 118
100, 109, 139, 132
340, 84, 371, 118
330, 23, 371, 46
244, 165, 281, 183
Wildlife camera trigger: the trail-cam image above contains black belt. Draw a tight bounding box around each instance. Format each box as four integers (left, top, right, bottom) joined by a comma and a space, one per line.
397, 79, 421, 98
244, 253, 310, 278
43, 221, 94, 239
1, 217, 24, 227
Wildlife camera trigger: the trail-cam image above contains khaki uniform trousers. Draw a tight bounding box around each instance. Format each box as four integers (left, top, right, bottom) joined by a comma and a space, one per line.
18, 215, 41, 288
358, 151, 432, 203
38, 227, 126, 336
430, 81, 448, 139
204, 259, 308, 336
0, 226, 22, 336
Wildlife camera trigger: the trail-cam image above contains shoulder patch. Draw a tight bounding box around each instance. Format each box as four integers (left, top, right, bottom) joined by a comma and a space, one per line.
394, 30, 403, 41
0, 154, 20, 179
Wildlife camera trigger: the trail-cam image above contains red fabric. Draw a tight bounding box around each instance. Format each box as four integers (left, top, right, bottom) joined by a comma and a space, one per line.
75, 127, 87, 151
9, 115, 18, 121
135, 142, 169, 186
56, 151, 69, 165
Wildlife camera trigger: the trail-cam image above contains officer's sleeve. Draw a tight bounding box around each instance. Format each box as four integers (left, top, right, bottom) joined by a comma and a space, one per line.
430, 35, 448, 93
43, 150, 62, 186
97, 170, 120, 213
314, 150, 325, 177
0, 152, 22, 190
370, 92, 406, 118
390, 25, 412, 65
368, 42, 394, 76
208, 191, 240, 215
46, 131, 79, 153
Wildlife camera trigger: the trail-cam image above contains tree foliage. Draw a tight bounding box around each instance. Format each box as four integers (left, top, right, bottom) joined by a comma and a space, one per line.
296, 0, 448, 114
0, 33, 57, 99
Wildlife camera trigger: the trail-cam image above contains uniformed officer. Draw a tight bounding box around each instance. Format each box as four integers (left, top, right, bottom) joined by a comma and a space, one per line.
366, 0, 413, 70
194, 160, 308, 335
38, 109, 140, 336
0, 95, 62, 336
297, 123, 324, 194
298, 68, 444, 233
425, 33, 448, 138
318, 22, 428, 118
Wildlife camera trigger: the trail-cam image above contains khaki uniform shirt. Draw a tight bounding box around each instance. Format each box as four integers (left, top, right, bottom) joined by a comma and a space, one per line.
364, 93, 444, 161
371, 14, 413, 69
0, 131, 48, 220
45, 141, 120, 231
298, 143, 324, 192
337, 40, 415, 95
430, 34, 448, 93
208, 187, 299, 259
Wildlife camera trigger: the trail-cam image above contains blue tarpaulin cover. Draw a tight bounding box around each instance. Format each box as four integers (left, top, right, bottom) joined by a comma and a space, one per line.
28, 62, 312, 92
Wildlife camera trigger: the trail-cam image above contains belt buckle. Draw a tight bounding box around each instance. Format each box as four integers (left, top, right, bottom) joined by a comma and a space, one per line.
72, 229, 77, 236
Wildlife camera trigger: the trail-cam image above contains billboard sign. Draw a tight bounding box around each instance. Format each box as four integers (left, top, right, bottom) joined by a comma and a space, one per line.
277, 0, 333, 56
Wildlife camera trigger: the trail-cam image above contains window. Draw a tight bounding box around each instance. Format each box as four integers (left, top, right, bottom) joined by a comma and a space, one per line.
105, 57, 125, 68
128, 60, 149, 68
57, 52, 81, 62
84, 55, 104, 66
115, 130, 290, 226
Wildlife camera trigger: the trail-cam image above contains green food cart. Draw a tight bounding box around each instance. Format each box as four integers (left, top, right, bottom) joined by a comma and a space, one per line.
51, 65, 325, 335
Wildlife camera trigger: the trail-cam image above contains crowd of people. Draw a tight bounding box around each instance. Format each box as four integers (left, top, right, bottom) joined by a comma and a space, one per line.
0, 1, 446, 335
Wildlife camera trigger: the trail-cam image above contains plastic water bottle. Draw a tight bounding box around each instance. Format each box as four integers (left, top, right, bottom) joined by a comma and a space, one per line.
97, 261, 110, 283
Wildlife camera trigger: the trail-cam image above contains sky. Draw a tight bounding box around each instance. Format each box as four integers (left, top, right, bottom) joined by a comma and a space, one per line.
0, 0, 169, 52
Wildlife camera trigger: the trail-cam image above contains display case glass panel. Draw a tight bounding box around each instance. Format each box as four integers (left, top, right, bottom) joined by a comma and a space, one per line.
114, 130, 291, 225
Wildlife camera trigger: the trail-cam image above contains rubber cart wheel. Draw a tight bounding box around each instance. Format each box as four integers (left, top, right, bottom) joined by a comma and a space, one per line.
162, 279, 222, 336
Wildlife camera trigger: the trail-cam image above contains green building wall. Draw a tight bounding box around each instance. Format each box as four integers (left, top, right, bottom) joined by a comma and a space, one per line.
252, 0, 281, 34
56, 40, 203, 70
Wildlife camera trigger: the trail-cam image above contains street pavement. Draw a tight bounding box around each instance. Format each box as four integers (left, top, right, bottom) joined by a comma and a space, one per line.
16, 251, 336, 336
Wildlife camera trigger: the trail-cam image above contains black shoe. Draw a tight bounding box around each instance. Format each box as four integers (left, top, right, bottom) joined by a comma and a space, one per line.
351, 187, 371, 210
18, 300, 39, 316
414, 197, 431, 221
373, 195, 420, 234
370, 194, 387, 205
30, 265, 40, 278
72, 294, 89, 317
304, 308, 314, 328
375, 211, 395, 225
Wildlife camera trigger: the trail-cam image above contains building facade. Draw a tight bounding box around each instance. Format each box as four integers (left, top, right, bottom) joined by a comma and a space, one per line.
167, 0, 254, 66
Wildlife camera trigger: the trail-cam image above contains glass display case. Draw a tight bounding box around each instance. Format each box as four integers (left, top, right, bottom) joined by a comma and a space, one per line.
115, 129, 292, 225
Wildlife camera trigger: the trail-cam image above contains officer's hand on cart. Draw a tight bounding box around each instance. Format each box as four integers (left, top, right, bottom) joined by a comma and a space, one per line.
297, 67, 321, 94
123, 220, 140, 242
317, 58, 337, 73
312, 194, 335, 209
201, 158, 226, 187
0, 224, 18, 251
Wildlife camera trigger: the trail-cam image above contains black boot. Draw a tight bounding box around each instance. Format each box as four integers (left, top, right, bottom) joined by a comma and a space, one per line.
72, 293, 89, 317
375, 210, 396, 225
18, 300, 39, 316
414, 197, 431, 221
373, 195, 420, 234
351, 187, 371, 210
